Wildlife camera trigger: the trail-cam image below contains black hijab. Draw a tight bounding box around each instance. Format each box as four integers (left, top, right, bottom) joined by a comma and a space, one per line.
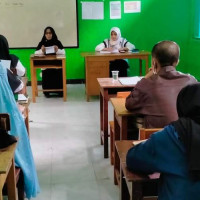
0, 35, 19, 68
172, 83, 200, 181
36, 26, 64, 51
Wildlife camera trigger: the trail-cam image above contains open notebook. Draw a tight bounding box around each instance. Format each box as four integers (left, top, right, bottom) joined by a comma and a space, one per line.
119, 76, 142, 85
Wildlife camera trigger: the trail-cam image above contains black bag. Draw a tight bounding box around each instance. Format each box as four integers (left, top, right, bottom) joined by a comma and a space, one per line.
109, 59, 129, 77
42, 68, 63, 97
0, 128, 17, 149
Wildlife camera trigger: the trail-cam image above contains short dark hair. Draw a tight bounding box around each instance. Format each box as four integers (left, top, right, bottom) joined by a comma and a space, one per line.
152, 41, 180, 67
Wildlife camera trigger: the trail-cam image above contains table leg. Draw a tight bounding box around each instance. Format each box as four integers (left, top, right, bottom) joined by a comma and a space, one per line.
145, 56, 149, 75
62, 59, 67, 101
0, 190, 2, 200
7, 159, 17, 200
131, 183, 143, 200
139, 59, 142, 76
114, 111, 120, 185
34, 68, 38, 97
103, 89, 108, 158
100, 92, 103, 145
30, 60, 36, 103
120, 167, 130, 200
121, 117, 128, 140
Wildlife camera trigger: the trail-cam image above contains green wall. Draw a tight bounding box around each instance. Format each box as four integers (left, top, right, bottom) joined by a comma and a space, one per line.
184, 0, 200, 80
10, 0, 198, 81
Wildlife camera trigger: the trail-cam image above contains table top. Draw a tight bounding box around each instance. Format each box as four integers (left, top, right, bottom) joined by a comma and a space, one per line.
81, 51, 150, 57
115, 140, 160, 182
0, 142, 17, 174
110, 98, 135, 116
30, 54, 66, 60
97, 78, 135, 89
115, 140, 133, 163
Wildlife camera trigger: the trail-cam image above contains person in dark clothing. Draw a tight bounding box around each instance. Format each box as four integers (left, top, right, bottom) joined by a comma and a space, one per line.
125, 40, 197, 129
126, 83, 200, 200
0, 35, 25, 93
35, 26, 65, 97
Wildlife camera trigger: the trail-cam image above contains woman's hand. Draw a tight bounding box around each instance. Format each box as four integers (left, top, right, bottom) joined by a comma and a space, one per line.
41, 45, 45, 53
54, 45, 58, 52
119, 47, 129, 52
102, 47, 114, 52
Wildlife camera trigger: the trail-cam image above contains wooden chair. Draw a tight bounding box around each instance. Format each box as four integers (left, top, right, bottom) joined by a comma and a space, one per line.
0, 113, 25, 200
136, 128, 162, 200
109, 91, 131, 165
139, 128, 163, 140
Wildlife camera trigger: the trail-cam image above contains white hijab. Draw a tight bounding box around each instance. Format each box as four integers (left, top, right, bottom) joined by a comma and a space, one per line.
110, 27, 122, 48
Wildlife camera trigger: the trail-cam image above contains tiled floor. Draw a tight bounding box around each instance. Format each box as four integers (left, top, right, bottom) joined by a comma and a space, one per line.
28, 84, 118, 200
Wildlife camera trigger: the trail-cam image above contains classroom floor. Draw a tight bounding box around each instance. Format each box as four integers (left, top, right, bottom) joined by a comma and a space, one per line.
28, 84, 119, 200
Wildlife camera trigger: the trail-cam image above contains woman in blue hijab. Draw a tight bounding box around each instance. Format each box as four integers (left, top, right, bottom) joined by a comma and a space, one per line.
0, 64, 40, 199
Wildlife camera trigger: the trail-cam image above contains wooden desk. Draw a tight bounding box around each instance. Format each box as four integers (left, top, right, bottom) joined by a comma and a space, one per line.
115, 140, 159, 200
110, 98, 143, 184
0, 143, 17, 200
30, 55, 67, 103
81, 51, 150, 101
97, 78, 134, 158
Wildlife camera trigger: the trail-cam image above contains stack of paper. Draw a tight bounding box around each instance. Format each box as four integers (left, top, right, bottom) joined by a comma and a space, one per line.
45, 46, 55, 54
119, 76, 142, 85
18, 94, 28, 103
100, 49, 119, 54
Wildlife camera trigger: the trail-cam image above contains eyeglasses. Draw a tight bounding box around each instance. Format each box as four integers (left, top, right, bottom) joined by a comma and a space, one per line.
45, 32, 52, 35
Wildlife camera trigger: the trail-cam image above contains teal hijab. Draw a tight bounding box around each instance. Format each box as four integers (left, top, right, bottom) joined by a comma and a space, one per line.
0, 64, 40, 198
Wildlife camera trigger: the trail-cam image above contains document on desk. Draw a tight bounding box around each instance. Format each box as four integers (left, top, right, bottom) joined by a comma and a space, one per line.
119, 76, 142, 85
45, 46, 55, 54
34, 54, 45, 57
100, 49, 119, 54
0, 59, 11, 69
18, 94, 28, 103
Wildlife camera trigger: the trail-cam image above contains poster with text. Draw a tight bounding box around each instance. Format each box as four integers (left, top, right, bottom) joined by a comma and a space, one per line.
124, 1, 141, 13
110, 1, 121, 19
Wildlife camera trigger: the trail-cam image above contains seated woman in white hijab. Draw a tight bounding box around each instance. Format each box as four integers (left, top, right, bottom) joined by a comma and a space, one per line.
95, 27, 135, 77
0, 64, 40, 199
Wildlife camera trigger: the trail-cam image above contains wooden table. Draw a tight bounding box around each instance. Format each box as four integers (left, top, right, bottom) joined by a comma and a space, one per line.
110, 98, 144, 184
30, 55, 67, 103
97, 78, 134, 158
0, 143, 17, 200
81, 51, 150, 101
115, 140, 159, 200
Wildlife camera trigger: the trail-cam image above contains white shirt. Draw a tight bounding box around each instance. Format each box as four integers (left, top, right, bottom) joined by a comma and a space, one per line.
16, 60, 26, 76
95, 38, 135, 52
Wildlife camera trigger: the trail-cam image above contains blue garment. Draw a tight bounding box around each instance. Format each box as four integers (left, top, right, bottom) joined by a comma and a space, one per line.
0, 65, 40, 199
126, 125, 200, 200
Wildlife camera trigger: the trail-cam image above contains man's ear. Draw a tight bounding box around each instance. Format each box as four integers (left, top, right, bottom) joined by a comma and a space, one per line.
152, 58, 156, 68
172, 59, 179, 67
152, 58, 158, 70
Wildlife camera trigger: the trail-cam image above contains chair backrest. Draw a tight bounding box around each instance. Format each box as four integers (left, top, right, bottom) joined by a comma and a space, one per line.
139, 128, 163, 140
116, 91, 131, 98
0, 113, 10, 131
